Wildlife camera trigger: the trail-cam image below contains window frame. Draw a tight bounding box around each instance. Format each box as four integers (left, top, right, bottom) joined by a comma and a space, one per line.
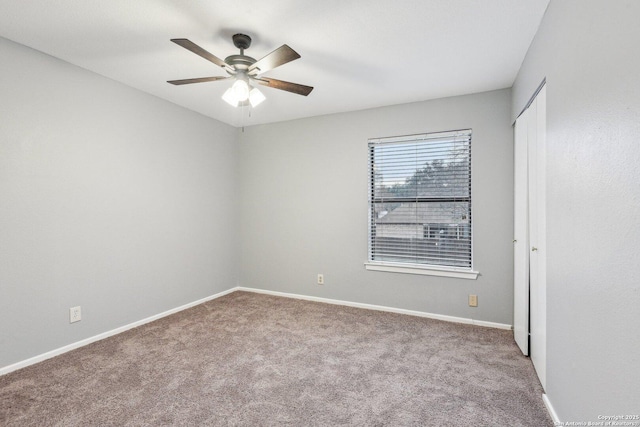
365, 129, 479, 280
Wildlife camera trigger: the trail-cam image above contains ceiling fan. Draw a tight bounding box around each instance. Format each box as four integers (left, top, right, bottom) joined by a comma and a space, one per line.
167, 33, 313, 108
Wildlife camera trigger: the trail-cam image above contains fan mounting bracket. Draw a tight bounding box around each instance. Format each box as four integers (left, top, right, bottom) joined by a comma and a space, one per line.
232, 34, 252, 50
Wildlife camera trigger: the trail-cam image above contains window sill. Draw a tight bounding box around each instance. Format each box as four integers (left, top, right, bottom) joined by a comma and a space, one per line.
364, 261, 479, 280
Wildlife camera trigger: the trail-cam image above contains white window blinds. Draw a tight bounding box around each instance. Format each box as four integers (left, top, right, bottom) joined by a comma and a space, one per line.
368, 129, 472, 269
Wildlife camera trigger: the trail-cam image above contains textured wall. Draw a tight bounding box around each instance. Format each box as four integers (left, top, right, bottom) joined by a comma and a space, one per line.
0, 37, 239, 368
512, 0, 640, 421
239, 89, 514, 325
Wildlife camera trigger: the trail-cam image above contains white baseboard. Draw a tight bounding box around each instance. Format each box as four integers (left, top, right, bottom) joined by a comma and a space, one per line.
0, 287, 237, 376
2, 286, 512, 376
542, 393, 560, 424
237, 287, 512, 330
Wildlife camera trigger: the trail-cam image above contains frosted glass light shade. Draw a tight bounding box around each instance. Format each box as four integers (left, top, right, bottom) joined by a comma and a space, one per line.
222, 87, 239, 106
232, 79, 250, 101
249, 87, 266, 107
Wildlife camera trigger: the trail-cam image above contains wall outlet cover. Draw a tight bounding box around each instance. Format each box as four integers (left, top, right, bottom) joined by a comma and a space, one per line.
70, 306, 82, 323
469, 295, 478, 307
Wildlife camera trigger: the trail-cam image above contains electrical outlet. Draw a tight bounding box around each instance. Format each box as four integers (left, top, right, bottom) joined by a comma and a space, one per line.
468, 295, 478, 307
317, 274, 324, 285
69, 306, 82, 323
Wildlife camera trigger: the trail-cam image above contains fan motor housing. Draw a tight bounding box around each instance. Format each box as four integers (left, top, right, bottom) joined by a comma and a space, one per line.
224, 54, 256, 70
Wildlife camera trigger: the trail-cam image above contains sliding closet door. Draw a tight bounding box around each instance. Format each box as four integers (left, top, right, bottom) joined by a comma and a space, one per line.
513, 84, 546, 389
529, 85, 546, 390
513, 110, 530, 356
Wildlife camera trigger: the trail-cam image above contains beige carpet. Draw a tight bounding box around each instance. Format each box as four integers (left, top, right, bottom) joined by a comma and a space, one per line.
0, 291, 552, 426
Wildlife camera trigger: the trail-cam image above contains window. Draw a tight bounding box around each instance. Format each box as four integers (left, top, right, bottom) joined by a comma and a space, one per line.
367, 129, 475, 277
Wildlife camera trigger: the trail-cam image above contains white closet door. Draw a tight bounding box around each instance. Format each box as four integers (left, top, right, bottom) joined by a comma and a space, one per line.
513, 84, 547, 390
529, 85, 546, 390
513, 110, 530, 356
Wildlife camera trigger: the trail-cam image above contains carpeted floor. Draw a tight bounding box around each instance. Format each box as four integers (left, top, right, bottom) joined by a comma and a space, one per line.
0, 291, 552, 426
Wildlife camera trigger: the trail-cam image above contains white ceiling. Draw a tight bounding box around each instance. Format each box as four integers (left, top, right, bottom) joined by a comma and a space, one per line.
0, 0, 549, 127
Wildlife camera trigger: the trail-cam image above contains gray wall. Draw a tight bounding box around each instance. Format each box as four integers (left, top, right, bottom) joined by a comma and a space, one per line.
239, 89, 514, 325
512, 0, 640, 421
0, 37, 239, 368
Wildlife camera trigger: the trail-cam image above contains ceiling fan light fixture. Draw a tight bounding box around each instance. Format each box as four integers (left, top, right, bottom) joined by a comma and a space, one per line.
249, 87, 266, 107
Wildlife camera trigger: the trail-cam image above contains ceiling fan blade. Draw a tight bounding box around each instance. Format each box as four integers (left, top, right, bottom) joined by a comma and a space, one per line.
254, 77, 313, 96
248, 45, 300, 75
171, 39, 228, 69
167, 76, 230, 85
